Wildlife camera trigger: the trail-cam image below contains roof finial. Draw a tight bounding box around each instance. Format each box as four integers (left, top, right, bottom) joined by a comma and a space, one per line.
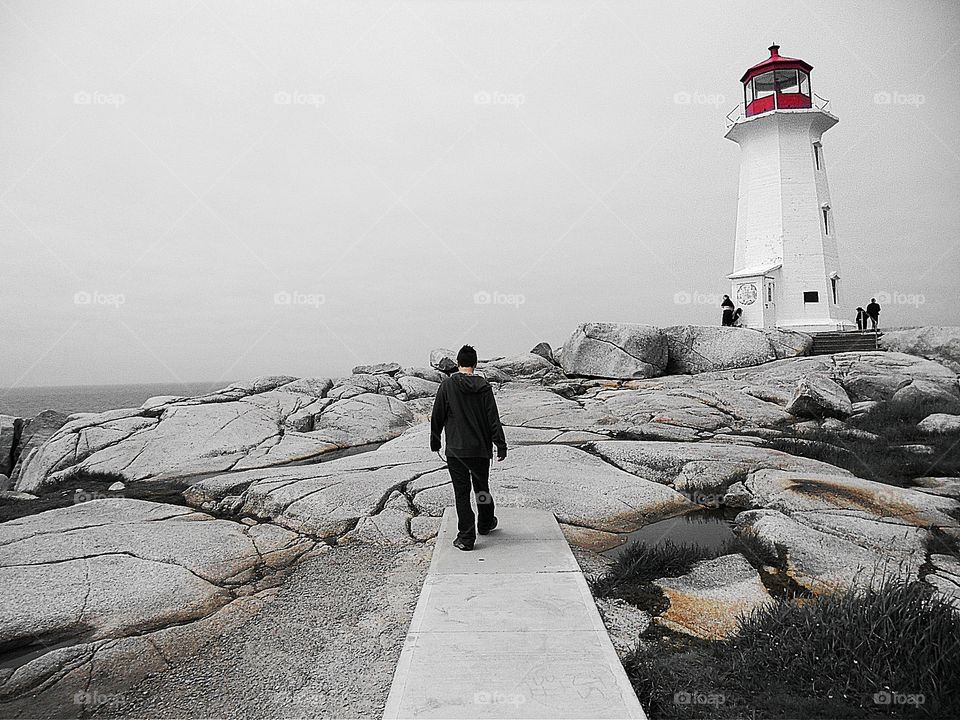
769, 44, 780, 58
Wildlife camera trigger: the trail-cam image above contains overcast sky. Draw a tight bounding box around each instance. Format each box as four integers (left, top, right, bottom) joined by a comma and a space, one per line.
1, 0, 958, 388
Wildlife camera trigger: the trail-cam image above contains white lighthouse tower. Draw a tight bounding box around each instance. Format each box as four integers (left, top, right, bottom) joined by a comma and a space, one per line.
726, 45, 847, 332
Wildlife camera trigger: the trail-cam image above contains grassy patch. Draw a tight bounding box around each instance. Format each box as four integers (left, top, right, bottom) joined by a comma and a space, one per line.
927, 526, 960, 557
623, 578, 960, 719
765, 400, 960, 484
62, 467, 129, 487
589, 538, 746, 613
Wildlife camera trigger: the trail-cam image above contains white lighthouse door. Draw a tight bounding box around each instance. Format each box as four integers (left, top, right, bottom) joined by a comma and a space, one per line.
763, 278, 777, 327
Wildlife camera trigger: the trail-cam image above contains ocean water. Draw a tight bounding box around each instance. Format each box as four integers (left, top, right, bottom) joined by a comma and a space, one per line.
0, 381, 233, 418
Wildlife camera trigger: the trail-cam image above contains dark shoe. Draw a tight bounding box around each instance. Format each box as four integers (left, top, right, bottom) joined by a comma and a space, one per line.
453, 538, 474, 551
478, 517, 498, 535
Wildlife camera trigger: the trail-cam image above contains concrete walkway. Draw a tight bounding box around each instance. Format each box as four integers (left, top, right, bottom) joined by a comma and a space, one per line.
383, 507, 647, 719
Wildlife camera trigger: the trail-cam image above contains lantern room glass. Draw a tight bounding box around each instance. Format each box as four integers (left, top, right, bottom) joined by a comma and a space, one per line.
745, 70, 812, 115
774, 69, 798, 92
754, 72, 775, 98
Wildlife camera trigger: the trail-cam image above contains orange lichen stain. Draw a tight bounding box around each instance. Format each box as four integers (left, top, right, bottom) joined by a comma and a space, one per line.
658, 589, 749, 641
787, 476, 923, 525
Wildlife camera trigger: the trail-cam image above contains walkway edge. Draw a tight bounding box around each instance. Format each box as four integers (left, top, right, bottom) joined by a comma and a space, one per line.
382, 507, 647, 719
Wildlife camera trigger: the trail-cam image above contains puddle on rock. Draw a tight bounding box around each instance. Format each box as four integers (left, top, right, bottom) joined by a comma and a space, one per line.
602, 509, 739, 560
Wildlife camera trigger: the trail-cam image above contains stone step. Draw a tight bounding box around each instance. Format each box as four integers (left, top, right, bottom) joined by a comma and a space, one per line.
382, 507, 647, 719
811, 332, 882, 355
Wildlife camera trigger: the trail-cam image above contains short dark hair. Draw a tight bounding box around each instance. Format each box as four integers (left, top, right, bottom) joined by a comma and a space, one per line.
457, 344, 478, 368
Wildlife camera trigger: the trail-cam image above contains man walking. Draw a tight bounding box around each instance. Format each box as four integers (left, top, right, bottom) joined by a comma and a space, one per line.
866, 297, 881, 332
429, 345, 507, 551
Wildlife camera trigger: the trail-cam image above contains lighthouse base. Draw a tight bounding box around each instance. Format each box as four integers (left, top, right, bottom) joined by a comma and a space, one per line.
729, 267, 849, 333
775, 320, 856, 333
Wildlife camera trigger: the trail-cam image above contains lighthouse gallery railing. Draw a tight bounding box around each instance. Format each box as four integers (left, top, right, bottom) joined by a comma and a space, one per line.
724, 93, 832, 129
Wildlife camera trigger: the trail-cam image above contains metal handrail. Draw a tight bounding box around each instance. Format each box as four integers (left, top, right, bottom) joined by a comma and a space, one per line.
724, 93, 833, 129
725, 104, 744, 128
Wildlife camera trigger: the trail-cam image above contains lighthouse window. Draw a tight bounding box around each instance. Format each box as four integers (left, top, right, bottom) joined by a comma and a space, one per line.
799, 72, 810, 96
753, 72, 775, 98
774, 69, 799, 93
813, 143, 822, 170
822, 207, 830, 234
804, 291, 820, 303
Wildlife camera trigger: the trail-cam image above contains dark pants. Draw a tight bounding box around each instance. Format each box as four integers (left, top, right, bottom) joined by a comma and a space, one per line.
447, 456, 495, 544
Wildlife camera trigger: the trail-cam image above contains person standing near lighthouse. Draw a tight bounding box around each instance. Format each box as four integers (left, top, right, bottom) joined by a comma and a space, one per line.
721, 295, 735, 326
866, 298, 881, 332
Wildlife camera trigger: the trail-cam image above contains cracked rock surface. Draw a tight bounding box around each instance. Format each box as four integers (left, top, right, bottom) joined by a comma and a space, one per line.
731, 470, 959, 592
588, 440, 851, 499
412, 444, 695, 532
93, 543, 430, 720
2, 335, 959, 716
15, 375, 423, 494
663, 325, 778, 375
879, 326, 960, 374
186, 435, 447, 540
0, 498, 313, 715
561, 322, 668, 379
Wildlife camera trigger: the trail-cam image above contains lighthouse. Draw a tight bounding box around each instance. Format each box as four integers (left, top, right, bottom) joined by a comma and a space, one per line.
725, 45, 847, 332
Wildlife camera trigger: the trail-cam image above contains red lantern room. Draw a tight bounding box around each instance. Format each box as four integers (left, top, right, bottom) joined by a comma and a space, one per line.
741, 44, 813, 117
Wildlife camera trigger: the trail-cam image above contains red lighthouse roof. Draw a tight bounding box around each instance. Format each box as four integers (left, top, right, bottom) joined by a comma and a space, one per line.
740, 44, 813, 84
740, 44, 815, 117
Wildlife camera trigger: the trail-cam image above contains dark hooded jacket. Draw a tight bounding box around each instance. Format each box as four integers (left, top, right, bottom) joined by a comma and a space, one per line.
430, 372, 507, 459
